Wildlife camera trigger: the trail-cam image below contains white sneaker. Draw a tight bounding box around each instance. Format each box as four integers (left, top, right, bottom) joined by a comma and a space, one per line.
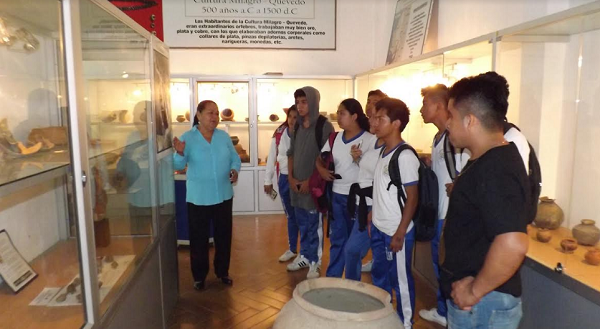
419, 308, 447, 327
361, 260, 373, 272
307, 261, 320, 279
278, 250, 296, 262
287, 255, 309, 271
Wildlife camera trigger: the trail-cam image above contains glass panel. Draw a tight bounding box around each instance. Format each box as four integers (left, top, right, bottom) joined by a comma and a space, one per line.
497, 10, 600, 291
256, 78, 353, 166
368, 55, 445, 152
443, 40, 493, 84
0, 1, 85, 328
79, 0, 153, 316
197, 81, 251, 164
158, 153, 175, 229
170, 79, 192, 139
153, 50, 172, 152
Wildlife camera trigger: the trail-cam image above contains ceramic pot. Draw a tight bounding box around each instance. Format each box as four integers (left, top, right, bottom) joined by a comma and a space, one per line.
572, 219, 600, 246
585, 248, 600, 266
329, 113, 338, 121
536, 229, 552, 243
560, 238, 578, 253
230, 136, 239, 145
534, 197, 564, 230
273, 278, 403, 329
270, 114, 279, 122
221, 108, 234, 121
185, 111, 190, 121
118, 110, 130, 123
176, 115, 186, 123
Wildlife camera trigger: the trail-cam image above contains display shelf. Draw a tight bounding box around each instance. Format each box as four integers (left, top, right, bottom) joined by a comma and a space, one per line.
526, 225, 600, 292
0, 149, 70, 190
0, 236, 150, 329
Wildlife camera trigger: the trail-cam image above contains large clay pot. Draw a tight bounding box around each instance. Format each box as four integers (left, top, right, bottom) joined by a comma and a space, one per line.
536, 229, 552, 243
274, 278, 403, 329
572, 219, 600, 246
585, 248, 600, 266
221, 108, 234, 121
534, 197, 564, 230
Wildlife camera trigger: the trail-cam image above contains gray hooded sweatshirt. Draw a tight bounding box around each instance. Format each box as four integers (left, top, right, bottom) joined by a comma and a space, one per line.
286, 86, 334, 210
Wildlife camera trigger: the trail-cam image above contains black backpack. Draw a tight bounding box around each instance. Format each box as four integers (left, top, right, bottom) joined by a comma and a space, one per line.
293, 115, 328, 150
503, 122, 542, 223
442, 132, 460, 181
387, 144, 439, 241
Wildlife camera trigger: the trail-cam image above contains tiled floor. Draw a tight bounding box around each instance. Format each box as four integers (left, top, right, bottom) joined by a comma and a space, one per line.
167, 214, 445, 329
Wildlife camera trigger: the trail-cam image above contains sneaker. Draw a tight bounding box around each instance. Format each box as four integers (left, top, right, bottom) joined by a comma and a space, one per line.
278, 250, 297, 262
287, 255, 309, 271
419, 308, 447, 327
307, 261, 320, 279
193, 281, 205, 291
361, 260, 373, 272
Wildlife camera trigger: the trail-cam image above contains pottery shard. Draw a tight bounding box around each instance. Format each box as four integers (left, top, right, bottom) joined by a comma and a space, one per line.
56, 293, 67, 303
67, 283, 76, 294
28, 127, 68, 146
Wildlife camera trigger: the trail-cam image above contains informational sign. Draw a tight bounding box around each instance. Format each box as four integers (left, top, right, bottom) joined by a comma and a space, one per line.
163, 0, 336, 49
386, 0, 433, 64
0, 230, 37, 293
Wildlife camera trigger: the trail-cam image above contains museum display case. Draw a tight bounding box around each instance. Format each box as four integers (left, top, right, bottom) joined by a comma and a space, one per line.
495, 1, 600, 293
0, 0, 177, 328
355, 36, 494, 154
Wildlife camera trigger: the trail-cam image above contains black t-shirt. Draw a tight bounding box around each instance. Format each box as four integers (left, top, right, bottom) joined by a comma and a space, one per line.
440, 143, 529, 298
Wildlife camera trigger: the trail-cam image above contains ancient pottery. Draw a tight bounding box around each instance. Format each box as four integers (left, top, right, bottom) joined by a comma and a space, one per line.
534, 197, 564, 230
536, 229, 552, 243
185, 111, 190, 121
176, 115, 186, 122
270, 114, 279, 122
585, 248, 600, 266
221, 108, 234, 121
572, 219, 600, 246
273, 278, 402, 329
560, 238, 578, 253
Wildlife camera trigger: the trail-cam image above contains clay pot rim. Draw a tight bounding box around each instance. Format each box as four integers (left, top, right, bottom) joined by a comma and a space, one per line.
539, 196, 555, 202
581, 219, 596, 225
293, 278, 396, 322
562, 238, 577, 243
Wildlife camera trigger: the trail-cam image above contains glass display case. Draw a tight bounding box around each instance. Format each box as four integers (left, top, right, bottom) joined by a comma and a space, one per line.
0, 0, 176, 328
496, 2, 600, 292
355, 37, 494, 154
170, 78, 193, 139
0, 1, 85, 328
197, 80, 252, 164
256, 78, 353, 166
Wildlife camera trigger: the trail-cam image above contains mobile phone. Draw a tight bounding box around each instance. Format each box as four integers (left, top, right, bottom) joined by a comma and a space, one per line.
269, 189, 278, 200
333, 174, 342, 180
356, 140, 363, 149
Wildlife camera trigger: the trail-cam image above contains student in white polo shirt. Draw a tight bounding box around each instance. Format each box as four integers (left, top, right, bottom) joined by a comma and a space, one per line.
316, 98, 372, 278
370, 97, 419, 329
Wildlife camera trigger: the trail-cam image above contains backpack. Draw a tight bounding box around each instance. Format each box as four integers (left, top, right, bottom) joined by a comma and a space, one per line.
503, 122, 542, 223
387, 144, 439, 242
309, 132, 338, 214
293, 115, 328, 149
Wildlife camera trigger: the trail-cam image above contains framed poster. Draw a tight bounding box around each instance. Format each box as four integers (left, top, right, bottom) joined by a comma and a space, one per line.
163, 0, 336, 49
0, 230, 37, 293
386, 0, 434, 64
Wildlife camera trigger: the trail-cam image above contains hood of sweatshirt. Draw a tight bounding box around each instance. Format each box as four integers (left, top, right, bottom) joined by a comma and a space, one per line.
301, 86, 321, 126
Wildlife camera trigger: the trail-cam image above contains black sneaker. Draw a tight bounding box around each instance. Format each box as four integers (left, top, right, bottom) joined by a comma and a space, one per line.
193, 281, 205, 290
219, 276, 233, 286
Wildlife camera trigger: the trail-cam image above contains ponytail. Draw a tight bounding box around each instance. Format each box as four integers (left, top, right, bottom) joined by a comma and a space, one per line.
340, 98, 370, 132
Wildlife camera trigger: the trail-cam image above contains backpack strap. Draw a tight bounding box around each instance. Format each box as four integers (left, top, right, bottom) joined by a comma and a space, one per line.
442, 132, 458, 181
386, 144, 419, 213
503, 121, 519, 134
315, 115, 328, 150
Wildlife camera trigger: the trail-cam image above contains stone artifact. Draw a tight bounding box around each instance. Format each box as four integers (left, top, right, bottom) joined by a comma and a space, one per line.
572, 219, 600, 246
560, 238, 578, 253
273, 278, 402, 329
28, 126, 69, 146
534, 197, 564, 230
56, 293, 67, 303
536, 229, 552, 243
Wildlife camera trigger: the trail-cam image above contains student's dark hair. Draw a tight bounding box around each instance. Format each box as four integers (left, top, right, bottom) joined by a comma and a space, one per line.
340, 98, 370, 131
448, 71, 509, 131
368, 89, 388, 98
273, 105, 298, 137
193, 100, 217, 126
421, 84, 449, 106
376, 98, 410, 132
294, 89, 306, 102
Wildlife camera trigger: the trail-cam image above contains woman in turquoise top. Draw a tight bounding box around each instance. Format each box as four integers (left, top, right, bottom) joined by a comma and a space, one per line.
173, 100, 241, 290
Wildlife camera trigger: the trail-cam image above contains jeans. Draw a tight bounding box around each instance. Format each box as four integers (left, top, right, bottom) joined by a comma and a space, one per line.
447, 291, 523, 329
344, 206, 371, 281
295, 207, 321, 263
326, 193, 353, 277
278, 174, 298, 253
